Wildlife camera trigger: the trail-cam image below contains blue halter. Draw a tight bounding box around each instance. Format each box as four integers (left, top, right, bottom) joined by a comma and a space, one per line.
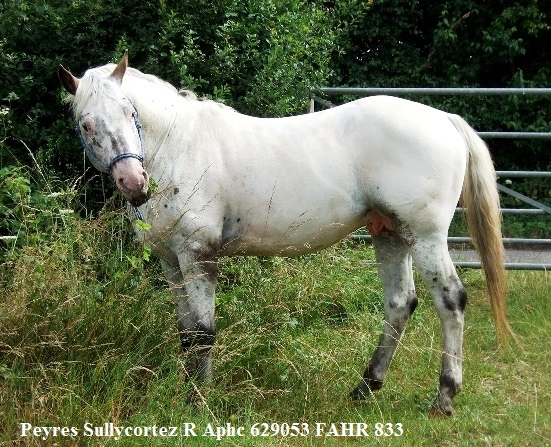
76, 100, 146, 220
76, 101, 145, 172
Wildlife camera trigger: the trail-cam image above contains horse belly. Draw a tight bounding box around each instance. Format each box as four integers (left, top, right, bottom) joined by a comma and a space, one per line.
218, 202, 366, 257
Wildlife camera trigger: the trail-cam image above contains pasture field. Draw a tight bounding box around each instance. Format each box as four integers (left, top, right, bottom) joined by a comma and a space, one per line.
0, 210, 549, 446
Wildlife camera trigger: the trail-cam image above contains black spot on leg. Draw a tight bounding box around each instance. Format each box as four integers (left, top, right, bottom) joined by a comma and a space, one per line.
442, 289, 455, 312
408, 293, 419, 315
199, 259, 218, 282
174, 187, 180, 195
442, 286, 468, 313
439, 371, 461, 396
388, 293, 417, 314
432, 371, 462, 415
180, 324, 216, 351
458, 287, 468, 312
192, 242, 221, 282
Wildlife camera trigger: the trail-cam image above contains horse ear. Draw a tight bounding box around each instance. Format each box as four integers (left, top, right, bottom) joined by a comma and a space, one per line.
110, 50, 128, 85
58, 65, 79, 95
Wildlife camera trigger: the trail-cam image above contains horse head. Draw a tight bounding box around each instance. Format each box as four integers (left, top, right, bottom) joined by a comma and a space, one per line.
58, 51, 149, 207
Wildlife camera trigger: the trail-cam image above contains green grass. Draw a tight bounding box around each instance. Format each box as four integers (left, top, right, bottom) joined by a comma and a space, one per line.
1, 212, 550, 446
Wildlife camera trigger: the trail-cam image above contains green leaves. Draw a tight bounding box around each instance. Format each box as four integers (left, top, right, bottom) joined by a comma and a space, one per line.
0, 165, 80, 258
0, 0, 549, 207
126, 244, 151, 269
135, 220, 152, 232
330, 0, 550, 173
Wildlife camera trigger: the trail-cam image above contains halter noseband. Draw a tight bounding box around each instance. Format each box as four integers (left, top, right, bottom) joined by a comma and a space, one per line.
76, 100, 145, 173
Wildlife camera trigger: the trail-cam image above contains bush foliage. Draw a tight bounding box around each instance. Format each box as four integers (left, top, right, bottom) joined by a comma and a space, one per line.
2, 1, 550, 168
0, 0, 549, 244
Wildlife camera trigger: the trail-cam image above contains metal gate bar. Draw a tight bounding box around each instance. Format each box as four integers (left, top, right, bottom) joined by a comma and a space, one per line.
313, 87, 551, 96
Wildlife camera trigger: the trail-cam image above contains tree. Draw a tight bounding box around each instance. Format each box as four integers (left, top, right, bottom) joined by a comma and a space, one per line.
329, 0, 551, 171
0, 0, 335, 181
1, 0, 549, 183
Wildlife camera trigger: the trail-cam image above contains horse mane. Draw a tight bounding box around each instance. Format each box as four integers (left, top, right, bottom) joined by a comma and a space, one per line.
66, 64, 234, 118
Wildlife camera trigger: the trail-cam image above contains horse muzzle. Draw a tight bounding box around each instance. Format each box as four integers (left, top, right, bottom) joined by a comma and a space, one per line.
111, 158, 150, 207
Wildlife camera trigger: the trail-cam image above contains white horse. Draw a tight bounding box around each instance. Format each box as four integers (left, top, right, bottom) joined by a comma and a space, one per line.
59, 52, 510, 415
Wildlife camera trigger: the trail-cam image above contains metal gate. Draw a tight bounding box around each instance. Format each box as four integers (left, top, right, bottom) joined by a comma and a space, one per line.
309, 87, 551, 271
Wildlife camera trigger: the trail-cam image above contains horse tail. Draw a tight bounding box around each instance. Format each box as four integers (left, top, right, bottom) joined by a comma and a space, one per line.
448, 114, 512, 345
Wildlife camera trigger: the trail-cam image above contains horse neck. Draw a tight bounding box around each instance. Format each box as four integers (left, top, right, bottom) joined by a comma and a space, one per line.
125, 87, 197, 166
121, 75, 237, 170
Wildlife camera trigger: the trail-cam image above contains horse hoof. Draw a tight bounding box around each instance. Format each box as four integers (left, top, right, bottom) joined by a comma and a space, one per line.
350, 386, 368, 400
350, 379, 383, 400
429, 400, 454, 417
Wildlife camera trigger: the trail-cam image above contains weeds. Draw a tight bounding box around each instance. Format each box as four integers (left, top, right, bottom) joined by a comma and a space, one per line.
1, 175, 550, 446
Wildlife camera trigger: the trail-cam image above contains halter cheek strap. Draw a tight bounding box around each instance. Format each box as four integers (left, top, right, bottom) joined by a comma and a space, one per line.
76, 101, 145, 173
76, 100, 146, 221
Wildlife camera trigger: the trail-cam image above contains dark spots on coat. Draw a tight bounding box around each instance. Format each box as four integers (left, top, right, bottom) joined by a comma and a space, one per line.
180, 324, 216, 350
111, 135, 125, 154
442, 290, 454, 312
442, 286, 468, 313
408, 293, 419, 315
221, 214, 244, 246
200, 260, 219, 282
164, 204, 168, 208
439, 371, 461, 396
458, 287, 468, 312
174, 187, 180, 195
192, 242, 220, 282
433, 277, 438, 283
386, 292, 417, 315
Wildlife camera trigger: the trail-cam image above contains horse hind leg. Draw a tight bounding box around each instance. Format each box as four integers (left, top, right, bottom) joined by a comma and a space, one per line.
351, 232, 417, 399
410, 237, 467, 415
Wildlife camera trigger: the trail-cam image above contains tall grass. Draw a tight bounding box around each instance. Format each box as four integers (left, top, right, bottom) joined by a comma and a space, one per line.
1, 200, 550, 446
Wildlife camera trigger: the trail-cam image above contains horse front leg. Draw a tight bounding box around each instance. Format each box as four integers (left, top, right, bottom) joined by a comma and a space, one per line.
161, 248, 218, 381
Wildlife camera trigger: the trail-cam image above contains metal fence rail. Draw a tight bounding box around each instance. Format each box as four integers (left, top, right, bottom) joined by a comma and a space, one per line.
312, 86, 551, 97
310, 87, 551, 271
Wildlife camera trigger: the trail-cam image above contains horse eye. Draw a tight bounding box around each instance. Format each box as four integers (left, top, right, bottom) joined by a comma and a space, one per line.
81, 122, 90, 133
